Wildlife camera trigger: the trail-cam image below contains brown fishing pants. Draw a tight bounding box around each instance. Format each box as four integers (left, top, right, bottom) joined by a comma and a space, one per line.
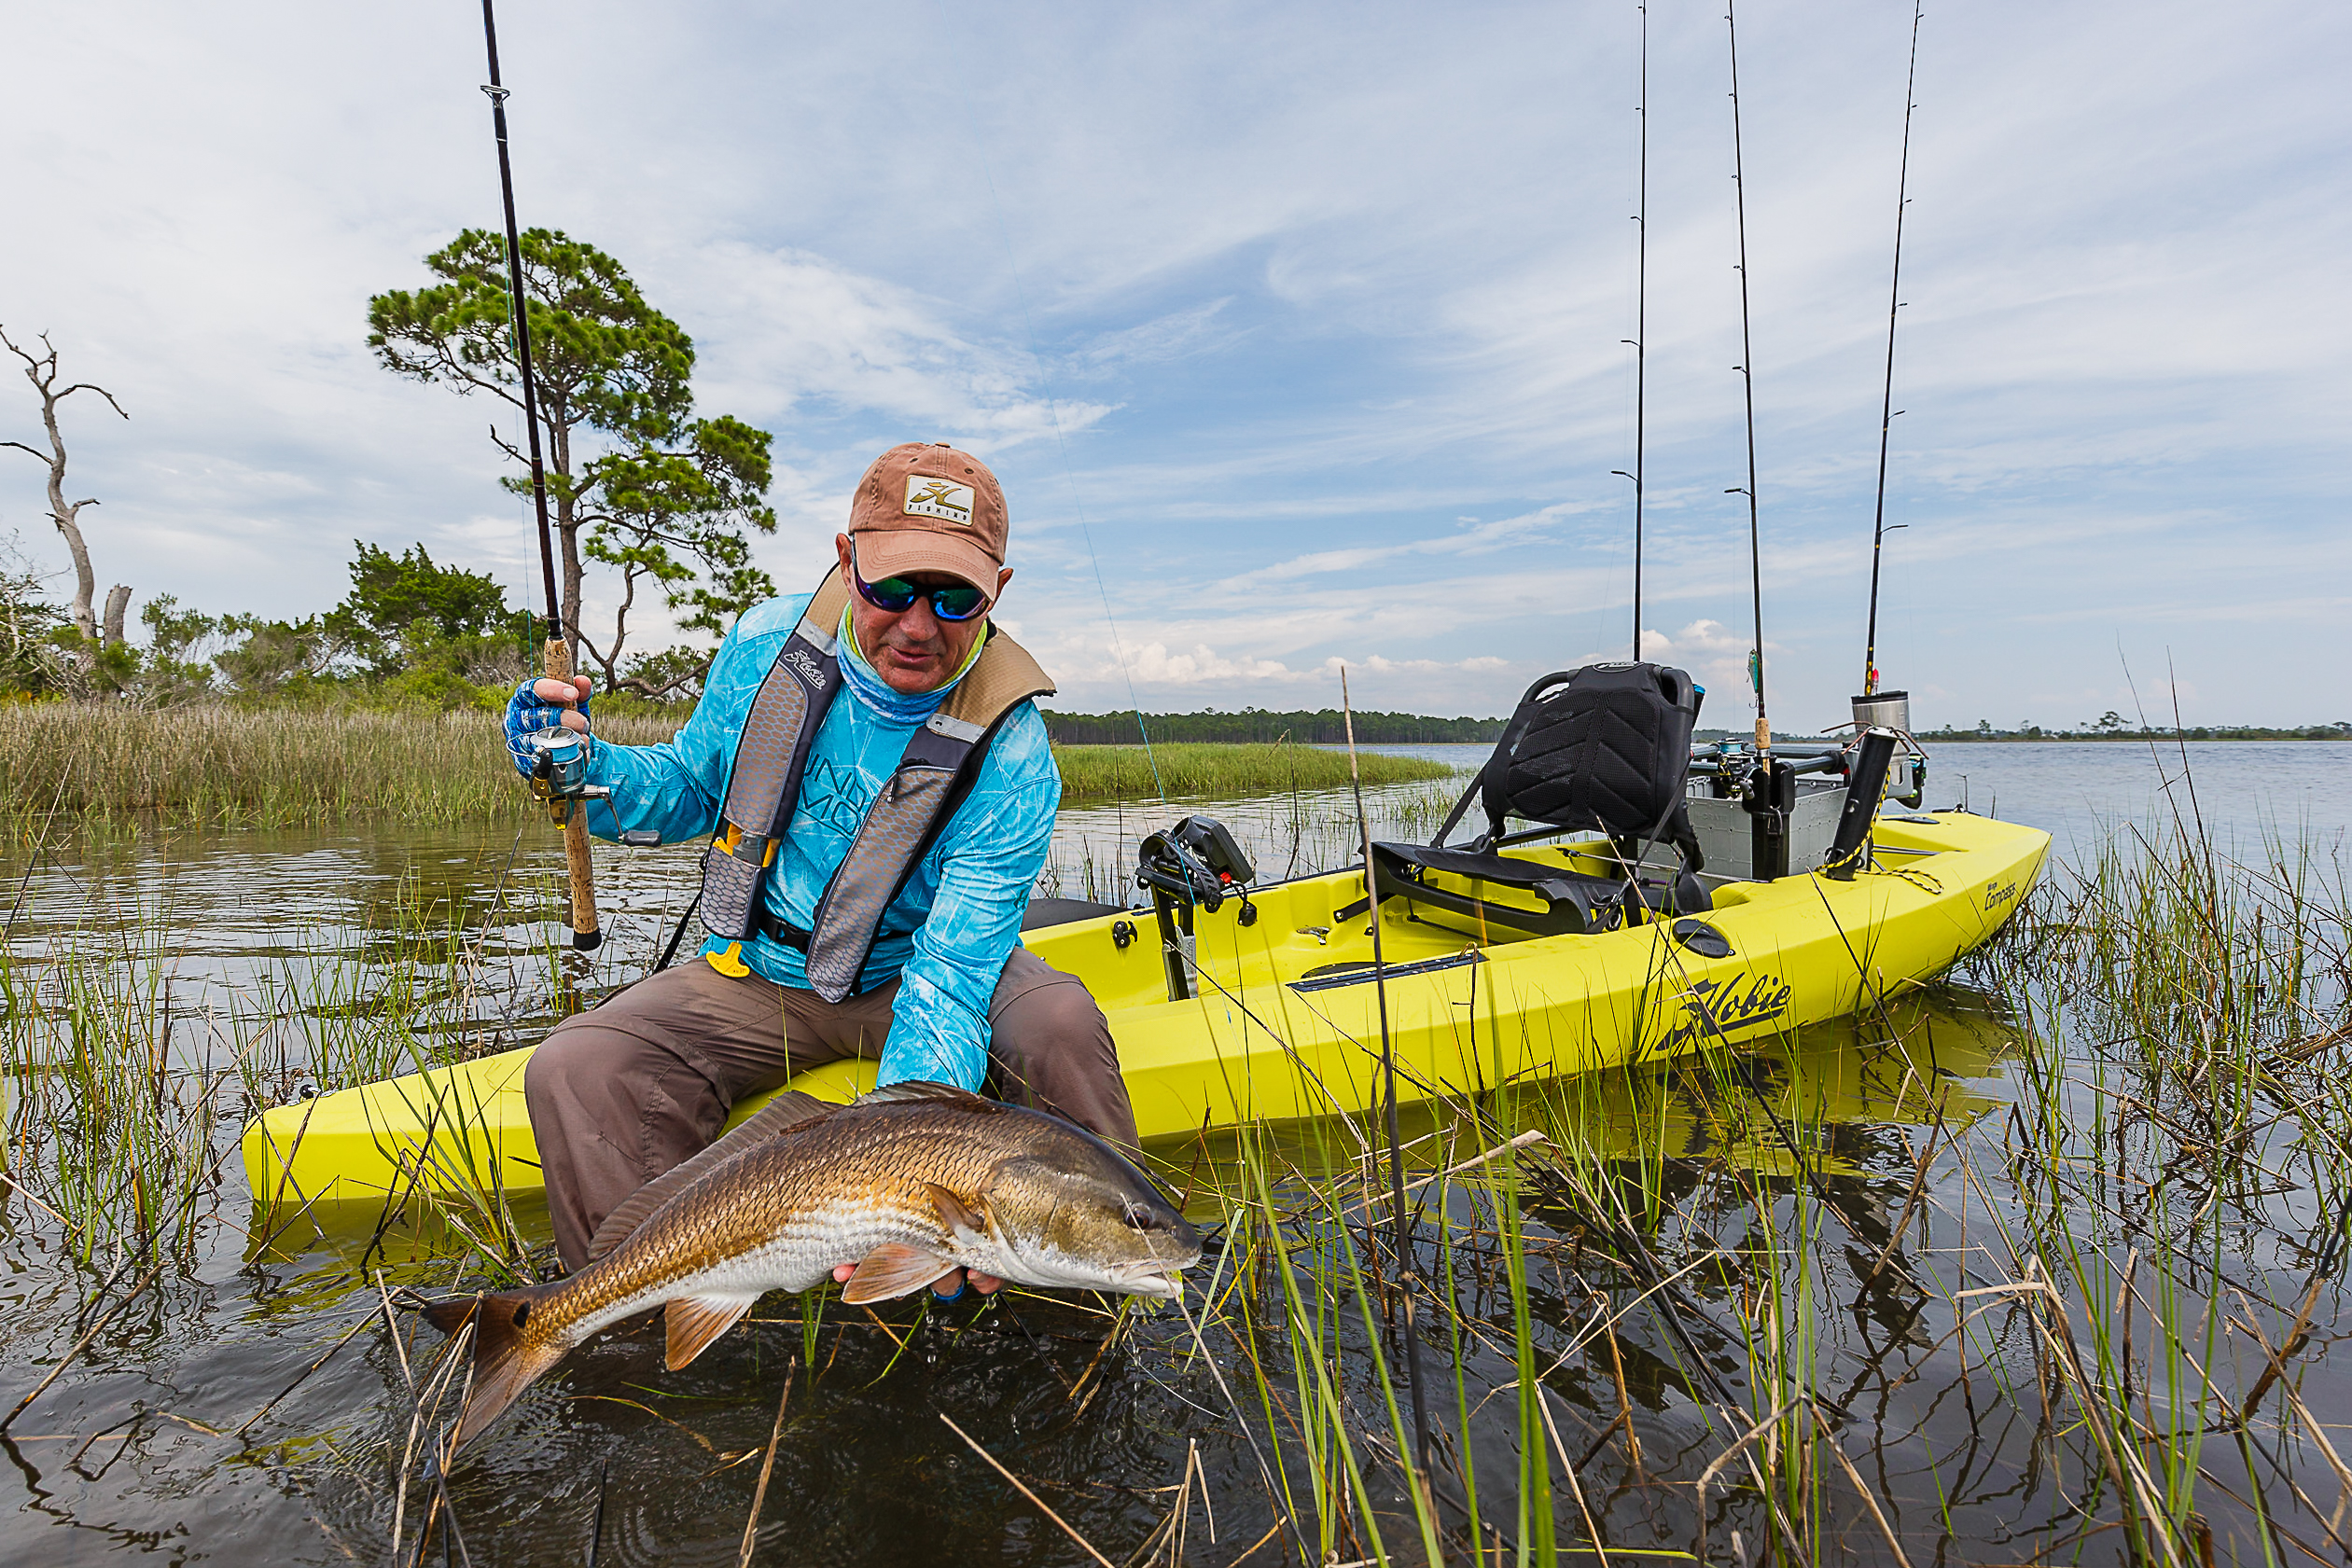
523, 950, 1138, 1270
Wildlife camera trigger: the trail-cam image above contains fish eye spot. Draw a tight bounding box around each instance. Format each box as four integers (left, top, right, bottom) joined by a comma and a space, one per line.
512, 1302, 530, 1327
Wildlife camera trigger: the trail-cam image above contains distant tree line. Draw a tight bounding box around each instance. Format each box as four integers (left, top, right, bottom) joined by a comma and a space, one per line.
1926, 714, 2352, 742
1039, 707, 1505, 745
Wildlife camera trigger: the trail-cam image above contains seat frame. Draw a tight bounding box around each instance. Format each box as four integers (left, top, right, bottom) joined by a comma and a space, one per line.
1366, 663, 1710, 937
1369, 839, 1679, 938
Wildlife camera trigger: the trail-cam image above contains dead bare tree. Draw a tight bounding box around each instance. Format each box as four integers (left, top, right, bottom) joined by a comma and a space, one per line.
1, 325, 130, 648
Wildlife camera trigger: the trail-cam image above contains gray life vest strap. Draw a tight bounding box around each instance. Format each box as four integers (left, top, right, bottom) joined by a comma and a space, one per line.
698, 568, 1055, 1001
699, 570, 851, 945
800, 708, 990, 1000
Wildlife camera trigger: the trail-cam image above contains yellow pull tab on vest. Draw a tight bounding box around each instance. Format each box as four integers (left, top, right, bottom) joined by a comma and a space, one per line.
704, 828, 772, 976
714, 824, 777, 867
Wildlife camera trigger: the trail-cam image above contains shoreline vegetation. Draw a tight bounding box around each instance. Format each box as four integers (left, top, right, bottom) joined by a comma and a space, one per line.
0, 702, 1455, 827
1040, 706, 1507, 744
4, 784, 2347, 1561
1047, 710, 2352, 746
1925, 717, 2352, 742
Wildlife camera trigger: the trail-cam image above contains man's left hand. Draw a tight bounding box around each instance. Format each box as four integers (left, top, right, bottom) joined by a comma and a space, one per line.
829, 1261, 1001, 1299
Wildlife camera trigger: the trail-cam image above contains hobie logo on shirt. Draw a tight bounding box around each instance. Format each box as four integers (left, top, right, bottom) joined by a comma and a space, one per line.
902, 476, 976, 527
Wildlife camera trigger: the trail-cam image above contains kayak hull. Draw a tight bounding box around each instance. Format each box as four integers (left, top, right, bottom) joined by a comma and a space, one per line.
240, 811, 2047, 1205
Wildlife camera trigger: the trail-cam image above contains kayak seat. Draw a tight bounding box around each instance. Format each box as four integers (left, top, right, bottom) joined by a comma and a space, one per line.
1368, 840, 1632, 937
1370, 661, 1711, 934
1021, 896, 1130, 930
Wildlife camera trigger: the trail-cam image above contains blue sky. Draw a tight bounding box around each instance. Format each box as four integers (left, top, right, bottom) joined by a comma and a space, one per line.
2, 1, 2345, 727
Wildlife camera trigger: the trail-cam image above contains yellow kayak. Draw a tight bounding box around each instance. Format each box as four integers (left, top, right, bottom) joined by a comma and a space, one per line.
240, 808, 2046, 1206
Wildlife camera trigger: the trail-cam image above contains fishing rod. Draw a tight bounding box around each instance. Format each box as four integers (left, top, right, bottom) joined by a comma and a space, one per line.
1861, 0, 1925, 699
1723, 0, 1770, 755
1622, 4, 1650, 661
480, 0, 601, 951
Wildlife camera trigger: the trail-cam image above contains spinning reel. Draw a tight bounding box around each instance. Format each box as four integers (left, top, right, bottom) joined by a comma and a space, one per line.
522, 727, 610, 826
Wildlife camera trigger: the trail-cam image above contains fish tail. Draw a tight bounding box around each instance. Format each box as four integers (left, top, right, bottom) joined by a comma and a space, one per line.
422, 1281, 571, 1451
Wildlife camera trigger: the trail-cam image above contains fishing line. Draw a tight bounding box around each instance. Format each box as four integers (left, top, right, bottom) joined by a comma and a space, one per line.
1724, 0, 1770, 752
1862, 0, 1926, 698
931, 2, 1165, 802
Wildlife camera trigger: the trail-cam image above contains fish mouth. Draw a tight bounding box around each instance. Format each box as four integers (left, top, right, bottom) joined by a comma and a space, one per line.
1114, 1260, 1191, 1298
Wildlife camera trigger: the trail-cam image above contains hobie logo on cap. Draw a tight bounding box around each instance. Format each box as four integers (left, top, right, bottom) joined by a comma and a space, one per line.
903, 476, 976, 527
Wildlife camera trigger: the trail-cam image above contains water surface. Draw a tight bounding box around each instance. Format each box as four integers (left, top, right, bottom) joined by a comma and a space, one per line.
1343, 738, 2352, 849
4, 751, 2345, 1564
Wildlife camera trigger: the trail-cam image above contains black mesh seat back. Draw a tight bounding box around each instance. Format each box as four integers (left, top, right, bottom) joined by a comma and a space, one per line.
1484, 662, 1700, 843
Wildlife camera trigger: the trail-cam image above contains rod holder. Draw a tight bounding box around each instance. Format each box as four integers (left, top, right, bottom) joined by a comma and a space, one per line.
1823, 728, 1900, 881
1743, 756, 1796, 881
1851, 688, 1911, 733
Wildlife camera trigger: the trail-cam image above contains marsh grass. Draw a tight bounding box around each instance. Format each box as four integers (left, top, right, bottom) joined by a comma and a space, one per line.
6, 787, 2351, 1565
0, 923, 227, 1267
1098, 797, 2352, 1564
1051, 742, 1451, 802
0, 702, 688, 829
1, 835, 580, 1287
2, 703, 1452, 830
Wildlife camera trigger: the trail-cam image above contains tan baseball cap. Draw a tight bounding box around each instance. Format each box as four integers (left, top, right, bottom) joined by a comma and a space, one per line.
846, 442, 1008, 590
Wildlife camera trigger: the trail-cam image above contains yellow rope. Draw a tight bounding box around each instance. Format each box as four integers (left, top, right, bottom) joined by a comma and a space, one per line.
1864, 863, 1944, 895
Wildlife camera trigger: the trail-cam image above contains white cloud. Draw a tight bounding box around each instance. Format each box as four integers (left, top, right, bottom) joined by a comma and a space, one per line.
1066, 299, 1244, 375
1025, 624, 1523, 710
1541, 618, 1781, 718
0, 0, 2344, 726
1254, 506, 1575, 582
676, 242, 1112, 450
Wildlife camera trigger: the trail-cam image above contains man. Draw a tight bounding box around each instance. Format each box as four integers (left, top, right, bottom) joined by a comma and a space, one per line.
507, 442, 1135, 1298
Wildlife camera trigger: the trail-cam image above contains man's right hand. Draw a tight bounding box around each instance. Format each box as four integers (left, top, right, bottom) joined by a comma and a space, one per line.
504, 674, 594, 778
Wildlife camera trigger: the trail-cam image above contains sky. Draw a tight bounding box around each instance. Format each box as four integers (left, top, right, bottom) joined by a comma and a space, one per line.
2, 1, 2345, 728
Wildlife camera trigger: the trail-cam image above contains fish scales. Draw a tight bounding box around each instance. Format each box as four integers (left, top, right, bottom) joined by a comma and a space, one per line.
551, 1101, 1013, 1335
421, 1085, 1203, 1453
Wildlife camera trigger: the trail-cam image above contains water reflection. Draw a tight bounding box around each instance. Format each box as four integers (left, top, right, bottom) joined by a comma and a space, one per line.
4, 804, 2046, 1566
216, 992, 2016, 1567
3, 781, 1455, 1060
22, 792, 2337, 1566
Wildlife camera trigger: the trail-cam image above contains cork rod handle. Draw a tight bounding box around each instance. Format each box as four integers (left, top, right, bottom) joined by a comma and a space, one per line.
543, 635, 603, 951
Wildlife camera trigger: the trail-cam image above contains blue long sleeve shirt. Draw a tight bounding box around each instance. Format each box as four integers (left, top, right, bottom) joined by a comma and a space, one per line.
578, 593, 1063, 1090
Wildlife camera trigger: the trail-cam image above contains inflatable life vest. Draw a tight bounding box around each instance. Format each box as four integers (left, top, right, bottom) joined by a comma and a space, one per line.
699, 568, 1053, 999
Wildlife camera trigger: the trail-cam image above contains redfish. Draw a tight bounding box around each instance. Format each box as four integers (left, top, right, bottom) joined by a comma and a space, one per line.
422, 1083, 1199, 1450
